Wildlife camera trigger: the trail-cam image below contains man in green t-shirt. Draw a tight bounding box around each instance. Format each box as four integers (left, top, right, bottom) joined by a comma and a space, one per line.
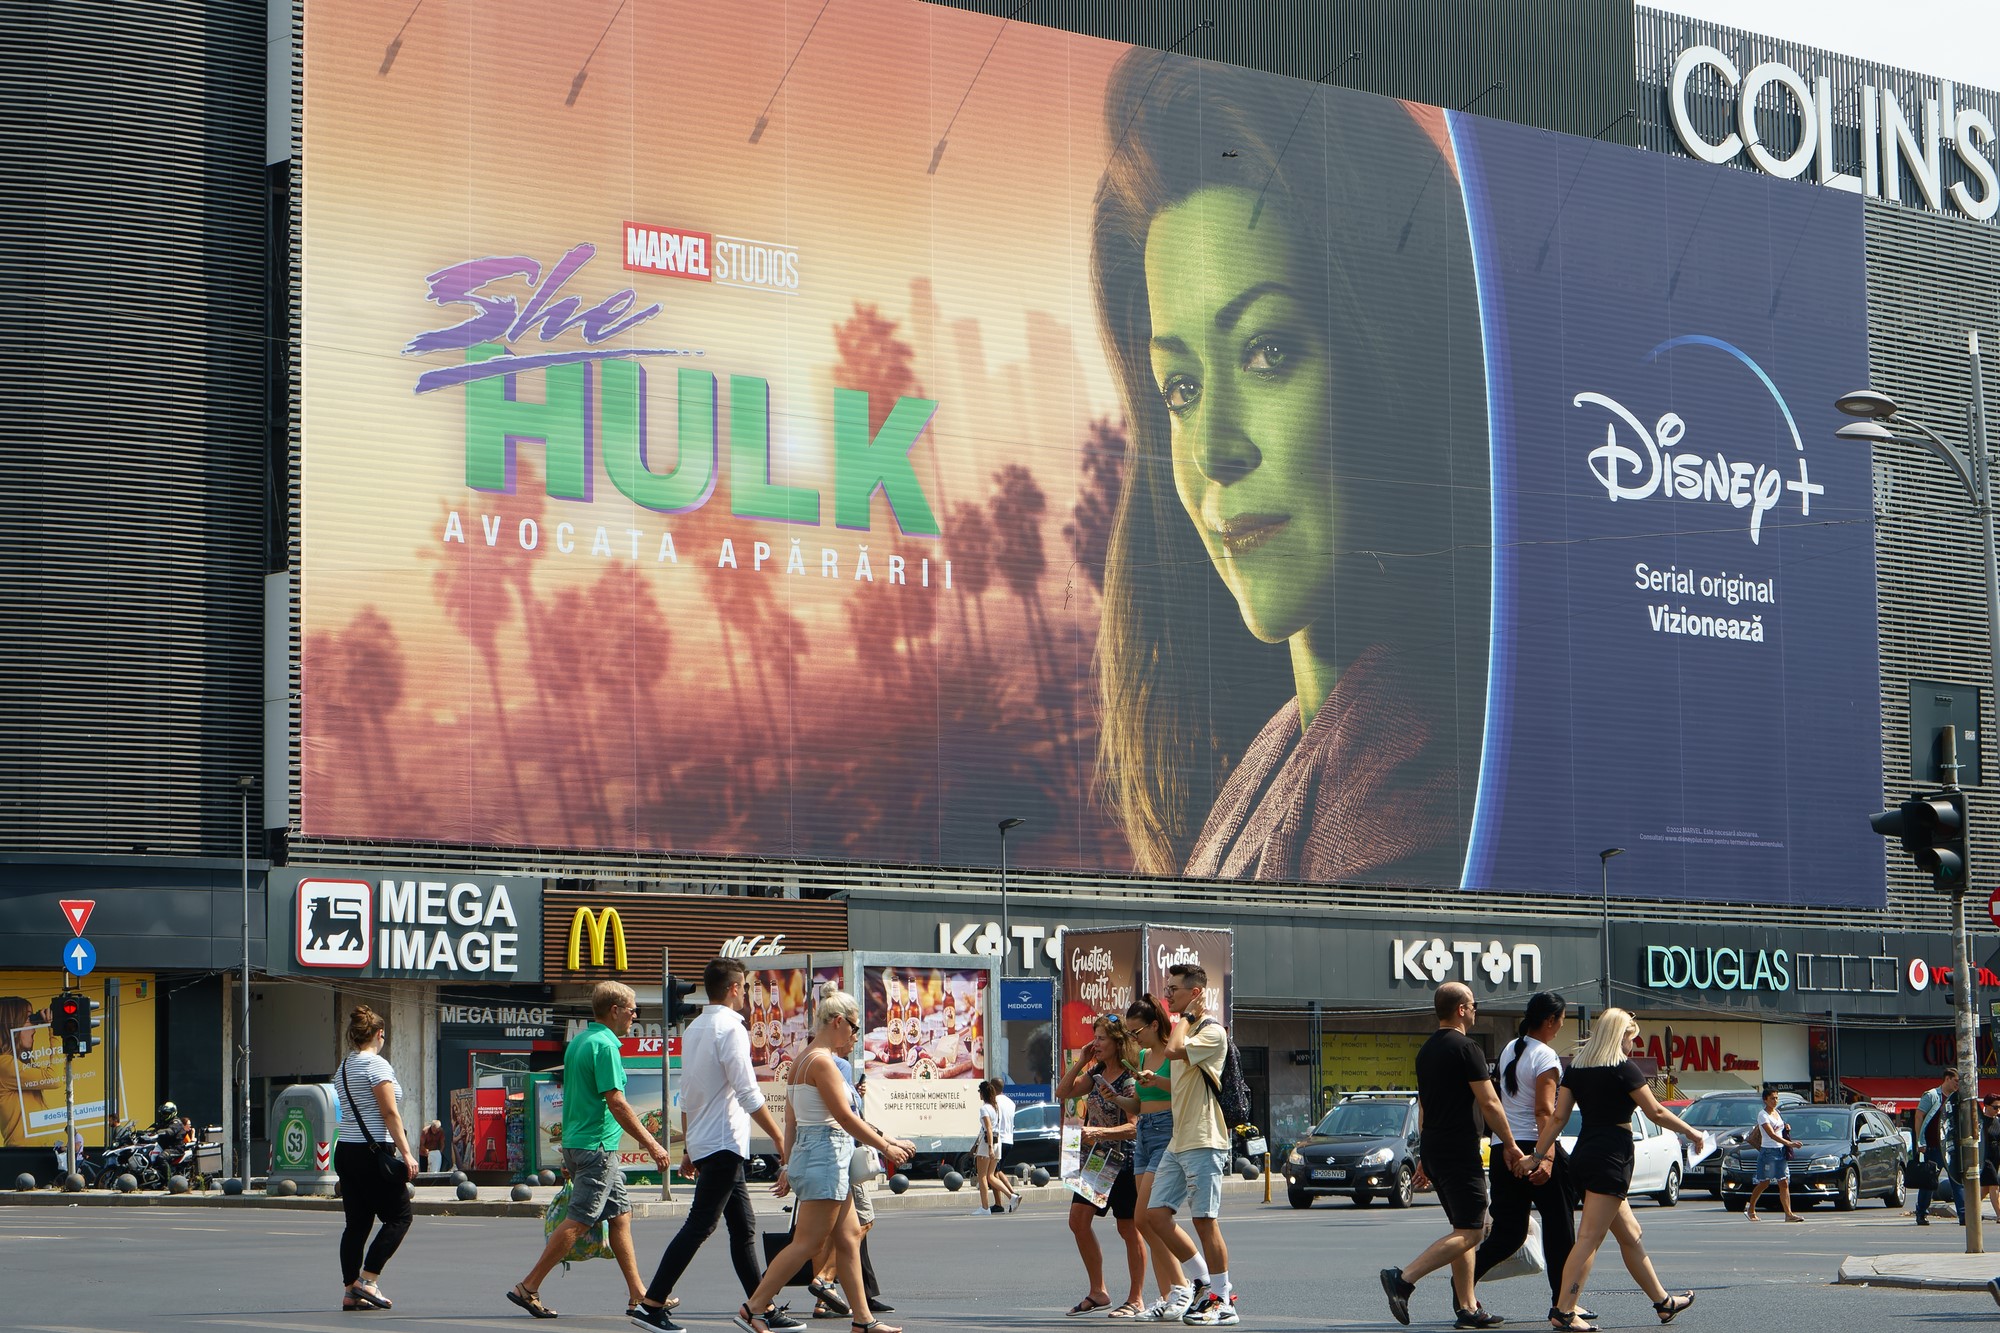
509, 981, 670, 1320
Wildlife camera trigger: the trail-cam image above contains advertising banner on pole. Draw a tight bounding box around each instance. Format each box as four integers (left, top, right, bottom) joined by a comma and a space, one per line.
301, 0, 1879, 906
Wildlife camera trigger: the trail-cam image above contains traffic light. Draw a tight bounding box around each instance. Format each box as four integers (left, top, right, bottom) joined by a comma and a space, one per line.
50, 991, 99, 1056
1871, 789, 1969, 892
666, 974, 697, 1026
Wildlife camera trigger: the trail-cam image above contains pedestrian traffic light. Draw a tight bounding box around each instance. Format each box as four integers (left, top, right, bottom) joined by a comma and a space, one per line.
666, 974, 697, 1026
51, 991, 99, 1056
1871, 789, 1969, 892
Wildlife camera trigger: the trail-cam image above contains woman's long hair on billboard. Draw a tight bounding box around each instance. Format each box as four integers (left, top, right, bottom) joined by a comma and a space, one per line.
1090, 50, 1489, 880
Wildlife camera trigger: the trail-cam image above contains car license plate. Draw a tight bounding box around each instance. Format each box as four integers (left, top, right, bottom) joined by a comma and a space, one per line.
1312, 1168, 1347, 1180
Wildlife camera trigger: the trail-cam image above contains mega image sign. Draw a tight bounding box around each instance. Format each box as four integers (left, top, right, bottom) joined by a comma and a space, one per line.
302, 0, 1879, 905
270, 869, 542, 981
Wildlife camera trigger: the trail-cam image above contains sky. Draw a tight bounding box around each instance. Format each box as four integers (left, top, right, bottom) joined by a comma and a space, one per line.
1654, 0, 1999, 92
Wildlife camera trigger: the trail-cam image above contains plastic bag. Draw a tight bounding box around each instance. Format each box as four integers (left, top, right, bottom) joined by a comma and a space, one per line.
542, 1182, 615, 1267
1482, 1213, 1546, 1283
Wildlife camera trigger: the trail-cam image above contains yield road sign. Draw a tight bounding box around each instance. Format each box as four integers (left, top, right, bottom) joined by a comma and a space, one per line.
59, 899, 95, 937
62, 937, 97, 977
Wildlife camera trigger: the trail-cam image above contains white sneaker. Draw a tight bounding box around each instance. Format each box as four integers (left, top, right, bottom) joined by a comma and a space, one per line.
1162, 1286, 1196, 1321
1136, 1299, 1174, 1323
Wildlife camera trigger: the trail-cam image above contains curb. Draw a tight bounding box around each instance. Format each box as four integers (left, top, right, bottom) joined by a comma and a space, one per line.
0, 1172, 1272, 1218
1836, 1255, 2000, 1292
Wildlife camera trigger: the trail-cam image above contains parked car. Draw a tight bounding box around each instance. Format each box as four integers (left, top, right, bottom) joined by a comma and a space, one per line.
1677, 1090, 1807, 1197
1720, 1101, 1907, 1211
912, 1100, 1063, 1179
1282, 1092, 1420, 1209
1556, 1104, 1686, 1206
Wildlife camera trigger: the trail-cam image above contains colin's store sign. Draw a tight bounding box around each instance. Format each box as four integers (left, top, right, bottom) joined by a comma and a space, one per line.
543, 891, 848, 981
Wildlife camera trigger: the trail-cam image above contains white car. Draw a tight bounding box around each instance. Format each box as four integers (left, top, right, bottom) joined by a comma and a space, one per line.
1557, 1108, 1685, 1206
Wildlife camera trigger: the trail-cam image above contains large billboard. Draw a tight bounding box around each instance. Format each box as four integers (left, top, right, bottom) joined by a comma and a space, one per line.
301, 0, 1879, 905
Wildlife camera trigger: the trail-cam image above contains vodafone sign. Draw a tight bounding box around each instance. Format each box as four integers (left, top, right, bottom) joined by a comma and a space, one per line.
1909, 958, 1931, 992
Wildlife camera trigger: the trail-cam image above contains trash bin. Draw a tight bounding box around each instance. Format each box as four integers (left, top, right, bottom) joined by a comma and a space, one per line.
267, 1083, 341, 1195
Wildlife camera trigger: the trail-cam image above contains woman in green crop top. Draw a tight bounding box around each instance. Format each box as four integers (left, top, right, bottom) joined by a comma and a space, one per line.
1119, 998, 1194, 1318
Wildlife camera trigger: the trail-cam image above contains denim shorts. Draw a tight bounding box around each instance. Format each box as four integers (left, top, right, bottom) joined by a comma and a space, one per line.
563, 1147, 630, 1224
1133, 1112, 1173, 1176
1150, 1146, 1228, 1219
790, 1124, 854, 1202
1753, 1146, 1789, 1183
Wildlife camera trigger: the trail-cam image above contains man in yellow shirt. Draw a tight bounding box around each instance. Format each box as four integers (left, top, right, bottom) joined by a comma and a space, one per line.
1142, 964, 1237, 1327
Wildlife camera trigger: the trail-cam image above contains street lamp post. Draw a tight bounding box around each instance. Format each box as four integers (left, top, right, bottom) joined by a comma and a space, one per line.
1837, 332, 1990, 1255
236, 774, 256, 1186
1599, 848, 1624, 1012
997, 818, 1026, 976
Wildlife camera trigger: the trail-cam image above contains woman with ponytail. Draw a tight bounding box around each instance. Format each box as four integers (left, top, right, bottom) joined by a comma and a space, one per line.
1472, 994, 1577, 1321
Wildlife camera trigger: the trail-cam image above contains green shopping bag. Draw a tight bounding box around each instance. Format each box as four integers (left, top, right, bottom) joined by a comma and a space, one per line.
542, 1182, 616, 1268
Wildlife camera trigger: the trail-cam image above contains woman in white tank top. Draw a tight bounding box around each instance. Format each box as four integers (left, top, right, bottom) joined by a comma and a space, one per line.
739, 988, 916, 1333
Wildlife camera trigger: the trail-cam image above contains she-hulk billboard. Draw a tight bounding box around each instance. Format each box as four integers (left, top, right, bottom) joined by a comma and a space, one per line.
301, 0, 1880, 906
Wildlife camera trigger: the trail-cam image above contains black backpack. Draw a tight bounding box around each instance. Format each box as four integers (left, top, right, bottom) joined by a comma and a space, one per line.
1193, 1018, 1255, 1132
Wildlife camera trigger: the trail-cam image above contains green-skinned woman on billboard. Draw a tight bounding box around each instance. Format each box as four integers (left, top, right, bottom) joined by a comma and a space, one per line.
1091, 50, 1490, 886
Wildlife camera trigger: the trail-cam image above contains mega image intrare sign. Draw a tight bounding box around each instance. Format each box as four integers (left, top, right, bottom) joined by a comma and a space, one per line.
301, 0, 1880, 906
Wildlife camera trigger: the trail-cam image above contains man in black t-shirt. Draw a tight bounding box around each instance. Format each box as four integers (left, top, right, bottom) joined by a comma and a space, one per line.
1379, 982, 1524, 1329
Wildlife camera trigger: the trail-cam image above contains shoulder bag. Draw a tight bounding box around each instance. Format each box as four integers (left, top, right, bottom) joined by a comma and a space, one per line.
339, 1056, 409, 1190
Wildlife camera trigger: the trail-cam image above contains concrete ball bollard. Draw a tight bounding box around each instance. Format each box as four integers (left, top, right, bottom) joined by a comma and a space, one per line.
167, 1175, 190, 1194
1028, 1167, 1051, 1187
273, 1178, 300, 1196
63, 1172, 86, 1192
456, 1180, 479, 1201
887, 1173, 910, 1194
1235, 1157, 1258, 1181
510, 1183, 533, 1202
538, 1169, 558, 1186
942, 1170, 964, 1192
221, 1177, 245, 1195
15, 1173, 38, 1191
450, 1170, 469, 1185
115, 1173, 138, 1193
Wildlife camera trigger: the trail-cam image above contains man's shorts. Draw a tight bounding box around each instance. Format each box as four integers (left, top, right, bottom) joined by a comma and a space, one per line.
1424, 1155, 1489, 1231
1150, 1146, 1228, 1219
851, 1177, 875, 1225
563, 1147, 631, 1225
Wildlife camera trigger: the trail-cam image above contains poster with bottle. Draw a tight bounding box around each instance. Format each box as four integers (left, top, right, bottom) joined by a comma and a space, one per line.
747, 962, 845, 1152
861, 963, 988, 1147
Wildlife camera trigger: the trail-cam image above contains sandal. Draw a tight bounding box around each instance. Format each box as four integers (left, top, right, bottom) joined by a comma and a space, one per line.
508, 1282, 559, 1319
342, 1294, 366, 1312
1068, 1296, 1112, 1317
1107, 1301, 1146, 1319
735, 1304, 773, 1333
1548, 1312, 1598, 1332
810, 1279, 851, 1317
349, 1282, 392, 1311
1654, 1291, 1695, 1324
853, 1321, 902, 1333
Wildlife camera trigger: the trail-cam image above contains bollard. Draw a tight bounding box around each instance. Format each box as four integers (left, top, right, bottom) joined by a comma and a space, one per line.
942, 1170, 964, 1192
888, 1173, 910, 1195
456, 1180, 479, 1201
14, 1173, 37, 1191
511, 1183, 533, 1201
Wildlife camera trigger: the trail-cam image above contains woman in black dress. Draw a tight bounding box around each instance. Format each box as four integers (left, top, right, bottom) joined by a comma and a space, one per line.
1522, 1009, 1705, 1332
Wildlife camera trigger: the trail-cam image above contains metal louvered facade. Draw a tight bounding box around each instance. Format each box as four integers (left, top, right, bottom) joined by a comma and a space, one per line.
4, 0, 271, 859
1861, 201, 2000, 932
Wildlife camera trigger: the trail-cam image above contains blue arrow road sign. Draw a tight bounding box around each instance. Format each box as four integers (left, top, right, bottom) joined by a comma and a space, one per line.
63, 937, 96, 977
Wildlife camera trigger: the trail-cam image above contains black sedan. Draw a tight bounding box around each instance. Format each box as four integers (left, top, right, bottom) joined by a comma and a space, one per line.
1282, 1093, 1419, 1208
1678, 1090, 1806, 1197
1720, 1101, 1908, 1211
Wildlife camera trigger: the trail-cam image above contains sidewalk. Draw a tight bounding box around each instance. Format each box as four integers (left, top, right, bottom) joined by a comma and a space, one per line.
1836, 1252, 2000, 1292
0, 1171, 1272, 1219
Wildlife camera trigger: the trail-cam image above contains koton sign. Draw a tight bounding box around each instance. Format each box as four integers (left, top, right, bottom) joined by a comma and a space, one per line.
1392, 938, 1544, 988
1669, 45, 1998, 221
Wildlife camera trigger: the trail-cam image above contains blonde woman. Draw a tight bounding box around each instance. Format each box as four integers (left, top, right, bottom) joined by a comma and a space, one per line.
1055, 1014, 1147, 1317
739, 989, 914, 1333
1523, 1010, 1704, 1332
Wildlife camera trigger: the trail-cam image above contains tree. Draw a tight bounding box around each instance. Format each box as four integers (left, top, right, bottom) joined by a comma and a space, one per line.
1063, 417, 1127, 594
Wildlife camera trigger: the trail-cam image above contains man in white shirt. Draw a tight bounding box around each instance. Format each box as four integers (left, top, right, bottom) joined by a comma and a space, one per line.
634, 958, 790, 1330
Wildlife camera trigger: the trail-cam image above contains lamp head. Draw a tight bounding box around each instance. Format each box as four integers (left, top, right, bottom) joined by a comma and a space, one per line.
1599, 847, 1625, 862
1834, 389, 1899, 420
1834, 420, 1897, 444
235, 775, 257, 791
998, 817, 1026, 834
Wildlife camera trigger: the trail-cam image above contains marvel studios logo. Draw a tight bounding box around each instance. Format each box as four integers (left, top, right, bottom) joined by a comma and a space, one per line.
623, 221, 799, 294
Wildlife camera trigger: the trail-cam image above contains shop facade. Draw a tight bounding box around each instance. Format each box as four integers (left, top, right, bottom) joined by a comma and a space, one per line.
0, 857, 262, 1170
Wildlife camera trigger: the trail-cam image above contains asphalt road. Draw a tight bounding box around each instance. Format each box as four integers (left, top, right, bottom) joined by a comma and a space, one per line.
9, 1189, 2000, 1332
